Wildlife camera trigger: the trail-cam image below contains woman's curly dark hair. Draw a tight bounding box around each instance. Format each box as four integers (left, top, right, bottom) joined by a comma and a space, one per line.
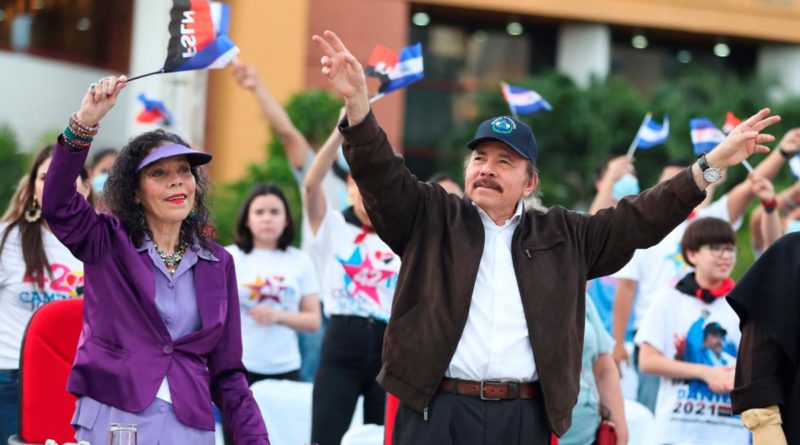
104, 130, 212, 249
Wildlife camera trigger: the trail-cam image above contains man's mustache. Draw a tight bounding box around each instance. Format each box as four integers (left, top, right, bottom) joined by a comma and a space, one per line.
473, 178, 503, 193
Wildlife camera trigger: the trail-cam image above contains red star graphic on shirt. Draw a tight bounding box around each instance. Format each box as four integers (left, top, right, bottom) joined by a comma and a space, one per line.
244, 276, 284, 304
341, 255, 395, 305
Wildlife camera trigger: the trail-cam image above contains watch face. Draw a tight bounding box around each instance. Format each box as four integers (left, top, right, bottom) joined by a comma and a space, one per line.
703, 167, 722, 183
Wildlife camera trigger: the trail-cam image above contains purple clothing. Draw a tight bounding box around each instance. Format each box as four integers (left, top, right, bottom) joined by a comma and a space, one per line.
73, 398, 214, 445
42, 139, 269, 445
72, 240, 214, 444
144, 237, 204, 341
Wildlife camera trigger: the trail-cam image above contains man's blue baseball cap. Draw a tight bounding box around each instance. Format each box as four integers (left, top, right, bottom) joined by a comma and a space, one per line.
467, 116, 538, 163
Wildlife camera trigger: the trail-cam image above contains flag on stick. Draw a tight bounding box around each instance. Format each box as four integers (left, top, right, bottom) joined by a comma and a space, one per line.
379, 43, 424, 94
136, 93, 175, 126
501, 82, 552, 118
128, 0, 239, 82
722, 111, 741, 135
690, 118, 726, 155
626, 113, 669, 157
365, 45, 398, 85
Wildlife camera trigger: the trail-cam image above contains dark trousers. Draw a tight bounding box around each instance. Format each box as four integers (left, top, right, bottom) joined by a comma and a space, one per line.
246, 369, 300, 386
311, 315, 386, 445
0, 370, 19, 443
392, 391, 551, 445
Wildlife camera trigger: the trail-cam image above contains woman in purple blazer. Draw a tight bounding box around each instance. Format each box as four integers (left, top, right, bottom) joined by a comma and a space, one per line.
41, 76, 270, 444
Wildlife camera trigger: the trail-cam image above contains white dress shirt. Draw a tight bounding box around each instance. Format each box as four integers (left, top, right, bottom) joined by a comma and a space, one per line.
445, 201, 538, 382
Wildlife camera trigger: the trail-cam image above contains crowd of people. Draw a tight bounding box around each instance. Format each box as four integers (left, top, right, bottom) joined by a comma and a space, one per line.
0, 28, 798, 445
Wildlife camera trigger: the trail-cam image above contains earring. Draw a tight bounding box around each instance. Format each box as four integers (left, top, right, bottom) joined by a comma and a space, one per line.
24, 198, 41, 223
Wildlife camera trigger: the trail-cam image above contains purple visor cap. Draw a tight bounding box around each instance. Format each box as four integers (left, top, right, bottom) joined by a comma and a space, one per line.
136, 143, 213, 171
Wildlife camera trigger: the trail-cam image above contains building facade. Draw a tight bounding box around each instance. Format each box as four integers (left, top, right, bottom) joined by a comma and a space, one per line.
2, 0, 799, 182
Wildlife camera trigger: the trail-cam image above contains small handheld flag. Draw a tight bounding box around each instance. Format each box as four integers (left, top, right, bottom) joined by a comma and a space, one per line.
136, 93, 175, 126
127, 0, 239, 82
501, 82, 552, 119
722, 111, 741, 135
365, 45, 399, 85
626, 113, 669, 157
690, 118, 726, 155
380, 43, 424, 94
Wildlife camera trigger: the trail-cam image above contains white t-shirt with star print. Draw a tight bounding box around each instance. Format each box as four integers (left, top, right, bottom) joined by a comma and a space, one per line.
308, 206, 400, 323
226, 245, 320, 375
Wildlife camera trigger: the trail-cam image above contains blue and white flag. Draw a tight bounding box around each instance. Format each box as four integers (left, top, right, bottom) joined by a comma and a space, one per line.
210, 1, 230, 37
501, 82, 552, 115
690, 118, 726, 155
380, 43, 424, 94
162, 0, 239, 73
636, 114, 669, 149
789, 155, 800, 179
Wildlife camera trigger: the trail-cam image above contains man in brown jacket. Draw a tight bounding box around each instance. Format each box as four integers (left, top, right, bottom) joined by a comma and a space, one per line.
312, 30, 780, 444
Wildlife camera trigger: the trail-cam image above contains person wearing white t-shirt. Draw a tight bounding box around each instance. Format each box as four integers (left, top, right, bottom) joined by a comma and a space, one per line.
225, 183, 321, 384
304, 108, 401, 445
232, 60, 348, 384
637, 217, 749, 445
0, 145, 88, 441
611, 154, 788, 411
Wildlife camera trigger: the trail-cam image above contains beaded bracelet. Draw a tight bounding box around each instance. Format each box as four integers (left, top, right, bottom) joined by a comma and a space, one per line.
63, 126, 92, 143
61, 135, 91, 152
762, 198, 778, 213
62, 113, 99, 152
69, 113, 99, 136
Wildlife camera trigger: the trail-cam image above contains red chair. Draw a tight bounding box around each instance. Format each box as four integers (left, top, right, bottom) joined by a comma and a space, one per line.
8, 299, 83, 445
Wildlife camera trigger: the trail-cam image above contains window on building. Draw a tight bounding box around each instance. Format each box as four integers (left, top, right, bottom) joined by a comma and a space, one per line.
610, 27, 758, 93
0, 0, 133, 72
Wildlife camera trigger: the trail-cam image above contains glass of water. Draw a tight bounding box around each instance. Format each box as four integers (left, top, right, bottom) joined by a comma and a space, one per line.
108, 423, 137, 445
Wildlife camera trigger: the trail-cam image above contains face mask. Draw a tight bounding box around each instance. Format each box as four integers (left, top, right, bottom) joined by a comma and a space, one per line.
91, 172, 108, 194
612, 173, 640, 201
786, 219, 800, 234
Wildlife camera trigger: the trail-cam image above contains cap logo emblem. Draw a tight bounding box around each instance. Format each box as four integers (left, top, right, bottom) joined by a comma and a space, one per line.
491, 117, 516, 134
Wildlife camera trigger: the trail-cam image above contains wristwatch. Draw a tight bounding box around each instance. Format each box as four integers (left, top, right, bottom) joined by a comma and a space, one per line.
697, 153, 722, 183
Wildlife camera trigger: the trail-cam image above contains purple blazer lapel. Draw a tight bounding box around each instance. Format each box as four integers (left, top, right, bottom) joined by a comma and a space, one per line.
133, 249, 171, 339
193, 257, 226, 333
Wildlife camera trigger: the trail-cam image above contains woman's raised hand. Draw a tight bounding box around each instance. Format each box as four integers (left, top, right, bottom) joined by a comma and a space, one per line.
76, 75, 127, 127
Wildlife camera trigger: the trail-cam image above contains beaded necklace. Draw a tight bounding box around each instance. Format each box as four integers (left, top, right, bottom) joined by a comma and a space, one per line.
154, 242, 187, 275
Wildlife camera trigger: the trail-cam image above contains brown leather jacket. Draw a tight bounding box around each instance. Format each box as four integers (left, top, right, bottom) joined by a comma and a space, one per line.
341, 111, 706, 436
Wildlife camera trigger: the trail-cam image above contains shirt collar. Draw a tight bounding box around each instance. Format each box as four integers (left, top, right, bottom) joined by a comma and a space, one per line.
137, 234, 219, 262
474, 200, 524, 229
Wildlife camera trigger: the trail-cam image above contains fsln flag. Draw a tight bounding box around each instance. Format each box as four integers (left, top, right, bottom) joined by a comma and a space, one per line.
790, 155, 800, 179
163, 0, 239, 73
365, 45, 398, 84
136, 93, 175, 126
380, 43, 424, 94
722, 111, 741, 135
691, 118, 726, 155
210, 1, 230, 37
636, 114, 669, 149
501, 82, 552, 115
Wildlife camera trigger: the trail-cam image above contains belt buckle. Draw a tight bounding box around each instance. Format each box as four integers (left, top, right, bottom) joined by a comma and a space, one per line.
479, 380, 503, 401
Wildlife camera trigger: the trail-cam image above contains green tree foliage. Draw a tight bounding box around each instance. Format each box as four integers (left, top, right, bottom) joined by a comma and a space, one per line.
434, 67, 797, 278
436, 67, 780, 208
211, 90, 342, 245
0, 125, 27, 212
